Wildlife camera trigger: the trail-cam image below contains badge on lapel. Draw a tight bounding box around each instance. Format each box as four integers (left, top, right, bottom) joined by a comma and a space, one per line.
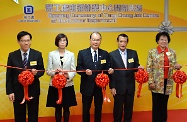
128, 58, 134, 63
166, 52, 171, 56
101, 59, 106, 64
30, 61, 37, 66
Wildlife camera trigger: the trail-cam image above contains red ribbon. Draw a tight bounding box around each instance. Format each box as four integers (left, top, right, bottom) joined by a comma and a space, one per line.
95, 72, 111, 102
172, 70, 187, 98
52, 73, 67, 104
135, 69, 149, 98
18, 70, 34, 104
5, 64, 187, 100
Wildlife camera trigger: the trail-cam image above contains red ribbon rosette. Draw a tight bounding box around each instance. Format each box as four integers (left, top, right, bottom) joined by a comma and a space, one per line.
18, 70, 34, 104
52, 73, 67, 104
135, 69, 149, 98
95, 72, 111, 102
172, 70, 187, 98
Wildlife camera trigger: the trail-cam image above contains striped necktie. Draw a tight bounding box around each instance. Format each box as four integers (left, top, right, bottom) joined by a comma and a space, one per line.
23, 53, 28, 67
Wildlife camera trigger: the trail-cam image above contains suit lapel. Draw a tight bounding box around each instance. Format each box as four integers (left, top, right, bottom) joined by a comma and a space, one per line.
54, 50, 61, 68
15, 49, 24, 68
126, 49, 132, 68
97, 49, 102, 69
167, 48, 174, 64
86, 47, 95, 68
114, 49, 126, 68
97, 48, 106, 69
62, 50, 69, 68
27, 49, 33, 68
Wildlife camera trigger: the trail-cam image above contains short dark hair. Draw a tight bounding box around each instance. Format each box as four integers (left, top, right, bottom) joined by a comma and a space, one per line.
117, 33, 129, 42
89, 32, 102, 39
17, 31, 32, 41
55, 33, 68, 47
156, 32, 170, 43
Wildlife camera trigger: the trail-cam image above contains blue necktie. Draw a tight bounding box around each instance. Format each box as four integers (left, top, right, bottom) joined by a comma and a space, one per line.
23, 53, 28, 67
94, 51, 97, 68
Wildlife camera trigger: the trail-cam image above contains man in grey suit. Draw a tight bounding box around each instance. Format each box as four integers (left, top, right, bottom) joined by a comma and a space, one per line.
76, 32, 113, 122
109, 33, 142, 122
6, 31, 45, 122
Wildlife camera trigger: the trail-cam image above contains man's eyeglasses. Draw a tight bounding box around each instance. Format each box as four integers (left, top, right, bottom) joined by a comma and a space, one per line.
91, 38, 101, 41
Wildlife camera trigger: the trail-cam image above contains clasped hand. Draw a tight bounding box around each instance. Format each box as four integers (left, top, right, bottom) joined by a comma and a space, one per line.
56, 68, 69, 78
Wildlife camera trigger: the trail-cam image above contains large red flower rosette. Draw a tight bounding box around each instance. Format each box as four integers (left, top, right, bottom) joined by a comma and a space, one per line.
18, 70, 34, 104
52, 73, 67, 104
135, 69, 149, 98
95, 72, 111, 102
172, 70, 187, 98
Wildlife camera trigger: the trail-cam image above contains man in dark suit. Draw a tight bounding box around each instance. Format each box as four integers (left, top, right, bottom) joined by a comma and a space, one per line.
6, 31, 45, 122
109, 33, 142, 122
76, 32, 113, 122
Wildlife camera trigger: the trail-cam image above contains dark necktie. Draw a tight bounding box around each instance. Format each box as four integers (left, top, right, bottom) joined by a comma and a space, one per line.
94, 51, 97, 68
23, 53, 28, 67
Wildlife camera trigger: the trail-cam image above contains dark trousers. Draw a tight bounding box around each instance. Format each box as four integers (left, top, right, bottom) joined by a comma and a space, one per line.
55, 106, 70, 122
82, 85, 103, 122
13, 96, 39, 122
113, 91, 135, 122
152, 79, 169, 122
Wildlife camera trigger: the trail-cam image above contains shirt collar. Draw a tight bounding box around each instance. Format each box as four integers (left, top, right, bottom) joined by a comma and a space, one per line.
20, 48, 30, 55
118, 48, 127, 54
157, 46, 168, 54
91, 48, 98, 53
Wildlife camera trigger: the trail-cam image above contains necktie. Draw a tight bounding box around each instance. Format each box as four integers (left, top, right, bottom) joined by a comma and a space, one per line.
23, 53, 28, 67
121, 52, 126, 68
94, 51, 97, 68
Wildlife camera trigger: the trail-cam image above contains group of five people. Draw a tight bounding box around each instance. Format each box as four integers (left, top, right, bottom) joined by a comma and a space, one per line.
6, 31, 181, 122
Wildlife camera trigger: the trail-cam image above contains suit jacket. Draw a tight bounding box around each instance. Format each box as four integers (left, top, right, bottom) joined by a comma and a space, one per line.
146, 48, 176, 95
6, 48, 45, 101
76, 47, 111, 96
109, 49, 140, 94
46, 49, 76, 87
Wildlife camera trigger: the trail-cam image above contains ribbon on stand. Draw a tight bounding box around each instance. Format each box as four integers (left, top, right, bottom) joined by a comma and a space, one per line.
95, 71, 110, 102
52, 73, 67, 104
135, 69, 149, 98
172, 70, 187, 98
18, 70, 34, 104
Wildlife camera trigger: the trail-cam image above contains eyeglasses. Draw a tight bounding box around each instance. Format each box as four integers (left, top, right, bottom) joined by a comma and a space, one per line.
20, 39, 31, 43
59, 40, 67, 43
91, 38, 101, 41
